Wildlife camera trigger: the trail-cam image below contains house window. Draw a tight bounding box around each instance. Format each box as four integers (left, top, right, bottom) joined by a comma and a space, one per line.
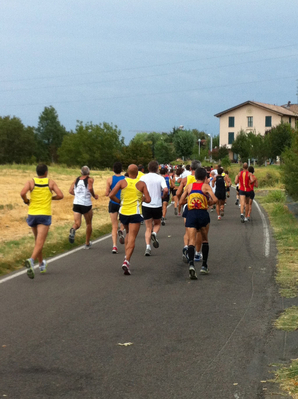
289, 117, 292, 124
265, 116, 272, 127
228, 132, 234, 144
247, 116, 253, 127
228, 116, 235, 127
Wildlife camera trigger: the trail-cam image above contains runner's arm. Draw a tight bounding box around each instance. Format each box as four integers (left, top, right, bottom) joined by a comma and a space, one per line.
20, 180, 33, 204
212, 176, 216, 187
69, 180, 75, 196
203, 184, 218, 205
176, 177, 186, 200
254, 177, 258, 188
105, 176, 112, 196
235, 173, 239, 184
88, 177, 98, 200
109, 180, 126, 203
50, 180, 64, 200
180, 184, 191, 204
136, 181, 151, 203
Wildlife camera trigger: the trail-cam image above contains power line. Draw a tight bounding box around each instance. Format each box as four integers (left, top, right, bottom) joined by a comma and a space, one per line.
1, 53, 297, 94
4, 74, 297, 109
0, 43, 297, 84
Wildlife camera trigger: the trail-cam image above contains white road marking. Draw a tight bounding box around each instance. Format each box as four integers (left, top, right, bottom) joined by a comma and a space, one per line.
253, 200, 270, 257
0, 233, 112, 284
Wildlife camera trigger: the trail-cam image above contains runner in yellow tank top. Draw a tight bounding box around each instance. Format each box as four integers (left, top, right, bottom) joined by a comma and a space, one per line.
20, 164, 63, 279
109, 164, 151, 276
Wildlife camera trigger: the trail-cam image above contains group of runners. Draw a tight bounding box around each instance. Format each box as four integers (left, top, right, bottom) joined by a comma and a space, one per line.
20, 160, 258, 280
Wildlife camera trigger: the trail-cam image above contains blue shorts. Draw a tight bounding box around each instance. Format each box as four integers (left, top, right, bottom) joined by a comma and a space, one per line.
185, 209, 210, 230
119, 214, 143, 225
27, 215, 52, 227
182, 204, 188, 218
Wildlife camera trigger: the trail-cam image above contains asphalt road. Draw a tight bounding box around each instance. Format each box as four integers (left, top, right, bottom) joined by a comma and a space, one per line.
0, 192, 286, 399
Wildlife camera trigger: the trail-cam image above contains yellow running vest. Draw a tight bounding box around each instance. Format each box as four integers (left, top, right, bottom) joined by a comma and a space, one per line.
120, 178, 143, 216
186, 174, 196, 187
28, 178, 52, 216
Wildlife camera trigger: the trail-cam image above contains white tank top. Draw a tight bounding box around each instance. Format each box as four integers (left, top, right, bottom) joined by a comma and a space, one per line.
73, 177, 92, 206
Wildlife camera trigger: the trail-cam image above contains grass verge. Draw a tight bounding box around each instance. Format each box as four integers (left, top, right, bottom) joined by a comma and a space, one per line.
256, 190, 298, 397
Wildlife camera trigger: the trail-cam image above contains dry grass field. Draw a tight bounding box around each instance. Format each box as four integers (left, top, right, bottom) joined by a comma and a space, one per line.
0, 165, 114, 273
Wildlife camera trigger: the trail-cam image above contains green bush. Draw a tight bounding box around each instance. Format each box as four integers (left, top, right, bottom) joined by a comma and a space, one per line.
258, 172, 280, 187
262, 190, 286, 204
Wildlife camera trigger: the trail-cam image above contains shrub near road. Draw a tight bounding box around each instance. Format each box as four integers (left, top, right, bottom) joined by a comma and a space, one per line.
0, 165, 113, 275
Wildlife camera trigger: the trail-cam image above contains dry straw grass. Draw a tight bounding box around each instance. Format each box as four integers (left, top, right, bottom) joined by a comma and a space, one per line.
0, 166, 113, 246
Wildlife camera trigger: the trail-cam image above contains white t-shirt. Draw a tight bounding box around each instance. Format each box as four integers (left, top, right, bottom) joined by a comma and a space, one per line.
140, 173, 167, 208
73, 177, 92, 206
180, 170, 191, 179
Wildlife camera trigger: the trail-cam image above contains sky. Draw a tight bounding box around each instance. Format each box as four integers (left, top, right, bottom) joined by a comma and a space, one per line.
1, 0, 298, 144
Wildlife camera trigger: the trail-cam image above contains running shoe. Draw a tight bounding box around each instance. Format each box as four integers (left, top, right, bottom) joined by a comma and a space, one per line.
84, 241, 92, 249
25, 258, 35, 279
174, 208, 178, 216
39, 260, 47, 273
200, 266, 209, 275
247, 216, 250, 222
244, 217, 248, 222
220, 210, 224, 217
122, 260, 131, 275
69, 227, 76, 243
218, 216, 221, 221
161, 217, 165, 226
178, 213, 181, 216
118, 229, 125, 245
151, 232, 159, 248
144, 247, 151, 256
194, 253, 202, 262
112, 246, 118, 254
182, 247, 189, 264
240, 214, 245, 223
235, 199, 239, 206
189, 265, 198, 280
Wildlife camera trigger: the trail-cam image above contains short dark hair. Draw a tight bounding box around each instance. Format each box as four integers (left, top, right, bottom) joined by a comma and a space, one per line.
113, 162, 122, 174
195, 167, 207, 181
248, 166, 254, 173
218, 167, 224, 175
186, 165, 190, 171
148, 160, 159, 173
160, 168, 166, 175
36, 164, 48, 176
225, 170, 229, 175
176, 167, 183, 176
138, 164, 144, 171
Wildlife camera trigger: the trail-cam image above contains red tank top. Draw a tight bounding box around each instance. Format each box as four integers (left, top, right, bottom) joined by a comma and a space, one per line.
239, 170, 252, 192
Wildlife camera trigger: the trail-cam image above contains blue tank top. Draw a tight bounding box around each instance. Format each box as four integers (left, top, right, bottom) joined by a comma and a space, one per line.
110, 175, 125, 204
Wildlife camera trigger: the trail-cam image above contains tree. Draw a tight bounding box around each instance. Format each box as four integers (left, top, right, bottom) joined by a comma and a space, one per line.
231, 130, 251, 162
281, 128, 298, 200
248, 132, 268, 165
58, 121, 124, 168
120, 139, 153, 168
155, 140, 176, 164
173, 130, 195, 159
0, 116, 36, 164
35, 106, 67, 163
266, 123, 293, 161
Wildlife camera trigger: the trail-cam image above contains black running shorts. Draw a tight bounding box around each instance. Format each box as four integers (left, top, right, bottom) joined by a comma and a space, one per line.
239, 190, 251, 198
185, 209, 210, 229
119, 214, 143, 225
73, 204, 92, 214
215, 190, 226, 201
108, 201, 120, 213
142, 206, 162, 220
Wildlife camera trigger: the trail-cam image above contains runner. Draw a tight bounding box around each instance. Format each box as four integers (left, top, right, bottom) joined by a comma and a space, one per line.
20, 164, 64, 279
208, 170, 216, 212
139, 161, 168, 256
69, 166, 98, 248
105, 162, 125, 253
176, 160, 202, 263
212, 167, 227, 220
180, 167, 218, 279
109, 164, 151, 275
235, 168, 242, 206
225, 170, 232, 198
137, 164, 145, 179
247, 166, 258, 221
173, 167, 183, 215
235, 163, 255, 223
160, 167, 170, 226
